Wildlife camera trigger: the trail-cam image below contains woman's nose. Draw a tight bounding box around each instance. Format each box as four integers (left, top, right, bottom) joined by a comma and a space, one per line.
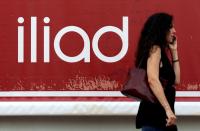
172, 27, 176, 33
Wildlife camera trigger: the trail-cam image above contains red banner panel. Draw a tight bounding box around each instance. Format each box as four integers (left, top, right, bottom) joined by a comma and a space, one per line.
0, 0, 199, 101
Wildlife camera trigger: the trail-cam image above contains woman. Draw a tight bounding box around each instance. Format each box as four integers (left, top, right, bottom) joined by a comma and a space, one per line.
135, 13, 180, 131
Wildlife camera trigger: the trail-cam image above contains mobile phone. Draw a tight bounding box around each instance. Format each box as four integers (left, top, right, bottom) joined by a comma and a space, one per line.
170, 36, 176, 44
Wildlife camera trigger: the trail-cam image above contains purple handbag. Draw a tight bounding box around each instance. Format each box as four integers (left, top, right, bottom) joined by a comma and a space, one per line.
121, 57, 157, 103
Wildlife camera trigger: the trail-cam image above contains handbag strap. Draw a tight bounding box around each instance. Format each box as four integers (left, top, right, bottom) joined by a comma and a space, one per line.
137, 55, 146, 68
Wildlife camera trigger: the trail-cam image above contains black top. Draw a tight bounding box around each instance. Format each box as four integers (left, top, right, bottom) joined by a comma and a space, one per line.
136, 48, 177, 130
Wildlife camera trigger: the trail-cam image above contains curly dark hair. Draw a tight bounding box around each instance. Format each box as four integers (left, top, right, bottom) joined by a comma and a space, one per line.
135, 12, 173, 68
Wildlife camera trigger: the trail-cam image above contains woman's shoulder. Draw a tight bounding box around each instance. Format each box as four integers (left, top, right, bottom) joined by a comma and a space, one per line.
149, 45, 161, 56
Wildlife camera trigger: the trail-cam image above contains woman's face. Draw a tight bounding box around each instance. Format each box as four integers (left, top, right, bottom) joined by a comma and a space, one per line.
166, 24, 176, 44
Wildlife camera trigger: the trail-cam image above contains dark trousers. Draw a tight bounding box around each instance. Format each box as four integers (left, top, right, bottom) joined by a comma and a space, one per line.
142, 125, 178, 131
142, 126, 163, 131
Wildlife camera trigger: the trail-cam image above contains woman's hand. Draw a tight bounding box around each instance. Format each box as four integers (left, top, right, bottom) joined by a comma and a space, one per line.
168, 36, 178, 51
166, 108, 177, 126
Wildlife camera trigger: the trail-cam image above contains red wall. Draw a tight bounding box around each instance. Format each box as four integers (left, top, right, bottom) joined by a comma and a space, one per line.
0, 0, 199, 92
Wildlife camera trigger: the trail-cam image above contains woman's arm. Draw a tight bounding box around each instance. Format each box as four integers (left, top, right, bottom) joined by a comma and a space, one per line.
169, 38, 180, 85
147, 45, 176, 126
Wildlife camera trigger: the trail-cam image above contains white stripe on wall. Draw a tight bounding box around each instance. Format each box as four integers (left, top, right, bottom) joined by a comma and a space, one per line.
0, 101, 199, 116
0, 91, 199, 97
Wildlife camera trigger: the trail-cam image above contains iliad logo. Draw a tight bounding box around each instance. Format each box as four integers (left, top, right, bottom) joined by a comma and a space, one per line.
17, 16, 128, 63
